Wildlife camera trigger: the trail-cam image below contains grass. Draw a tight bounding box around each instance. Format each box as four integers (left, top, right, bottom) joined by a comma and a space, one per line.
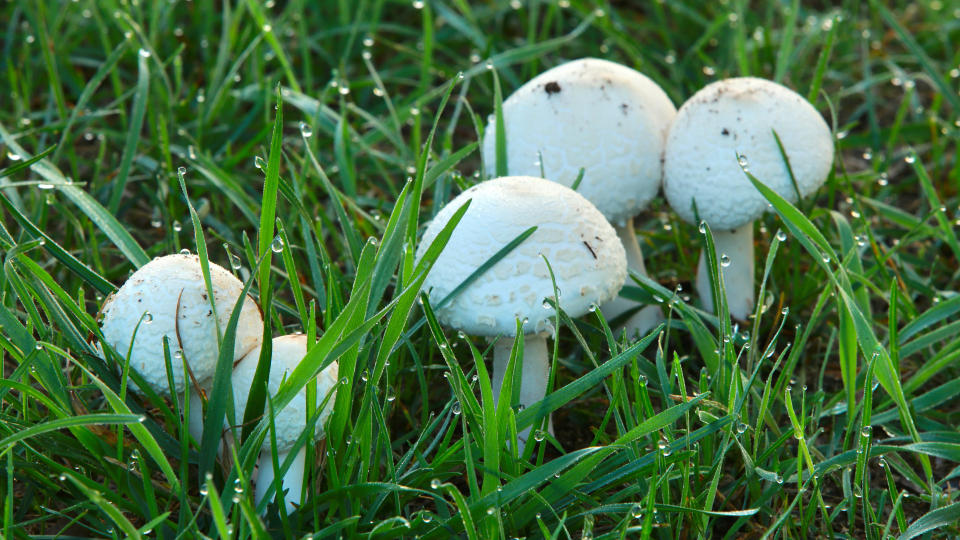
1, 0, 960, 538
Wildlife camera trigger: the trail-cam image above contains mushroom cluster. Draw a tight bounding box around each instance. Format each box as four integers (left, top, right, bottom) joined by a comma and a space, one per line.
100, 253, 339, 512
414, 63, 834, 454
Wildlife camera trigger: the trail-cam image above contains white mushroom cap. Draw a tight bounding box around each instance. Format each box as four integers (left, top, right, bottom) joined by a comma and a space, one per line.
663, 77, 834, 230
481, 58, 677, 226
414, 176, 627, 337
100, 254, 264, 396
232, 334, 339, 452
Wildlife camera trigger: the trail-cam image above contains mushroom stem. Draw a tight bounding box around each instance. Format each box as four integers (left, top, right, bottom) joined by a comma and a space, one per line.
491, 334, 550, 449
255, 446, 306, 513
186, 387, 205, 445
600, 218, 663, 338
696, 224, 755, 321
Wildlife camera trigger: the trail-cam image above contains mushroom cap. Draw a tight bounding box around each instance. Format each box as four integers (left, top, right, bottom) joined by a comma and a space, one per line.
414, 176, 627, 337
100, 254, 264, 396
232, 334, 339, 452
481, 57, 677, 226
663, 77, 834, 230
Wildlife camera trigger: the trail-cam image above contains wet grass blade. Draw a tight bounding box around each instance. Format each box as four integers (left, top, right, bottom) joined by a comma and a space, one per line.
108, 50, 150, 213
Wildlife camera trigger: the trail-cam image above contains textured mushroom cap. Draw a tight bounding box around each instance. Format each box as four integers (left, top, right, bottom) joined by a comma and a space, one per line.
232, 334, 339, 452
481, 58, 677, 226
414, 176, 627, 337
663, 77, 834, 230
100, 254, 264, 396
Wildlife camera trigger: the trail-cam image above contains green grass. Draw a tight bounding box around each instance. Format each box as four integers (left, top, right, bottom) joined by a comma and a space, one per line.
1, 0, 960, 538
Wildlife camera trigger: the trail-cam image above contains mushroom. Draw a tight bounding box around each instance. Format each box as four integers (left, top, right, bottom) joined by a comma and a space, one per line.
232, 334, 339, 513
100, 253, 263, 441
481, 57, 676, 338
663, 77, 834, 320
415, 176, 626, 449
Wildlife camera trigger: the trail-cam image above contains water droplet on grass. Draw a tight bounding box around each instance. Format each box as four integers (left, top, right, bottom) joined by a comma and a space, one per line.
271, 236, 284, 253
720, 254, 731, 267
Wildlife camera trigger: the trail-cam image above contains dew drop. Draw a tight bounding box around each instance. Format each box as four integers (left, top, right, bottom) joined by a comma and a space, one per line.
177, 166, 187, 176
776, 230, 787, 241
385, 386, 396, 402
179, 248, 190, 256
861, 425, 872, 437
720, 254, 731, 267
271, 235, 284, 253
412, 0, 424, 7
299, 122, 313, 138
736, 423, 748, 434
904, 155, 916, 164
143, 312, 153, 323
630, 503, 643, 519
452, 401, 461, 415
533, 430, 546, 442
172, 220, 182, 232
138, 48, 151, 58
430, 478, 441, 489
698, 221, 707, 234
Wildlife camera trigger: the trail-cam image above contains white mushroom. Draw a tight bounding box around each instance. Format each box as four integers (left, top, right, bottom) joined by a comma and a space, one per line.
481, 57, 676, 338
232, 334, 339, 513
663, 77, 834, 320
415, 176, 626, 450
100, 254, 263, 441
